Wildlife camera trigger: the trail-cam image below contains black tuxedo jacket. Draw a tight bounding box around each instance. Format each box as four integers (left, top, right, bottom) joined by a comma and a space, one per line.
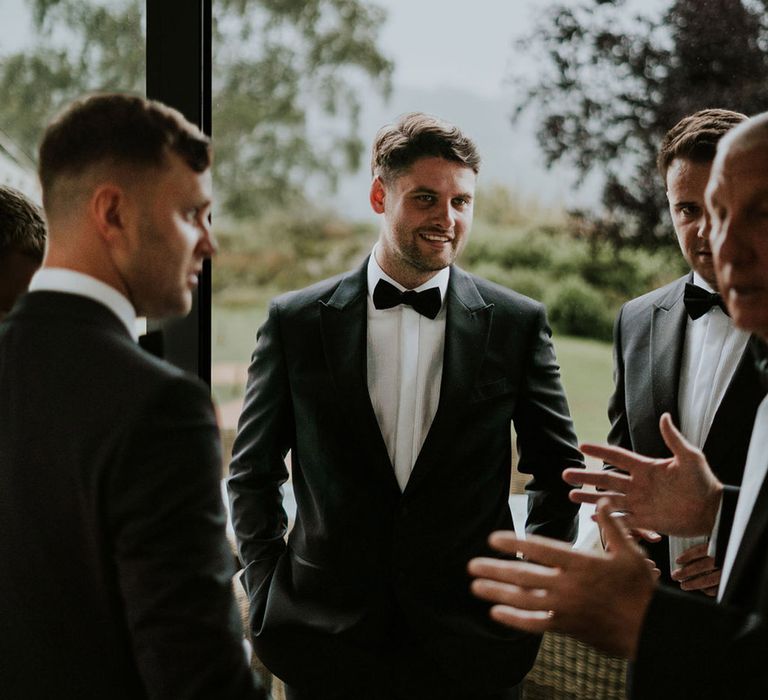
228, 261, 583, 694
633, 399, 768, 699
0, 292, 262, 699
607, 274, 765, 580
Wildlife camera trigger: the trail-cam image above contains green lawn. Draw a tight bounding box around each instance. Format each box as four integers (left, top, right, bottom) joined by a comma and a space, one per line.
551, 334, 614, 446
212, 303, 616, 447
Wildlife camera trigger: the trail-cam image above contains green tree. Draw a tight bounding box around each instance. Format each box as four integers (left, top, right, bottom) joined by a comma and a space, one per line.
0, 0, 392, 218
514, 0, 768, 247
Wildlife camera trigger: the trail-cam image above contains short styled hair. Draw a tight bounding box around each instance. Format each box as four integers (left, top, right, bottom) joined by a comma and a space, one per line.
657, 108, 747, 180
0, 185, 47, 262
371, 112, 480, 183
38, 92, 211, 211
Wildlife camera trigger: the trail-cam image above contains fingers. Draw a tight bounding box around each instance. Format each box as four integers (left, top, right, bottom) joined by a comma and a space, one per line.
571, 490, 626, 507
595, 499, 635, 555
487, 531, 579, 569
659, 413, 698, 460
488, 605, 554, 634
579, 442, 655, 472
563, 468, 632, 491
471, 576, 552, 610
469, 557, 559, 588
671, 556, 721, 594
675, 542, 709, 566
633, 527, 662, 543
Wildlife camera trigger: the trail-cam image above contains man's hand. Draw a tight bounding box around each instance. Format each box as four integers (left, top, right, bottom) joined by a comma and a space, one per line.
468, 500, 656, 660
563, 413, 723, 537
671, 542, 721, 597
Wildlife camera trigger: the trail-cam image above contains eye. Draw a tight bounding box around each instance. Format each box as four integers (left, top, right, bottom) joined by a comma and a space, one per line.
676, 204, 700, 219
452, 197, 471, 209
414, 194, 435, 204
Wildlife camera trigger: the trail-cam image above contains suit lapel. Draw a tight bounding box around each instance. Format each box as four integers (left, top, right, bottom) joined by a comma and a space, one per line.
702, 335, 763, 472
319, 260, 400, 492
721, 468, 768, 604
405, 267, 493, 493
650, 278, 688, 433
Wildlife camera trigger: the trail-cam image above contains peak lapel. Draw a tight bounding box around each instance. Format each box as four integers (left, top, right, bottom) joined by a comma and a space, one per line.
319, 261, 400, 492
405, 267, 493, 493
650, 281, 687, 433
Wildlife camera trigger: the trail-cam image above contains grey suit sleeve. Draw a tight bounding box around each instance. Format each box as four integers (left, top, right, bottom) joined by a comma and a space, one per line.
516, 305, 583, 542
108, 375, 263, 700
227, 301, 292, 611
632, 584, 768, 699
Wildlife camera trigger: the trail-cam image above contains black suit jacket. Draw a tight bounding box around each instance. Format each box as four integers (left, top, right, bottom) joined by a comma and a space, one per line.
0, 292, 262, 699
607, 274, 765, 580
633, 397, 768, 699
228, 261, 583, 694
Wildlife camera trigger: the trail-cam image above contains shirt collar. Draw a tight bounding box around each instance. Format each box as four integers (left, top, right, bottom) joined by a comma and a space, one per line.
29, 268, 139, 341
367, 245, 450, 303
692, 271, 715, 294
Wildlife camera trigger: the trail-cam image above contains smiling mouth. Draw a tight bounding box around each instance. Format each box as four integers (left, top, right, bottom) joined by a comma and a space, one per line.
419, 231, 453, 244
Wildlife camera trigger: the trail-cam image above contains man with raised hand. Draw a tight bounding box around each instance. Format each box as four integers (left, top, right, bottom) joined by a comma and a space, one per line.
469, 111, 768, 699
0, 93, 264, 699
606, 109, 765, 596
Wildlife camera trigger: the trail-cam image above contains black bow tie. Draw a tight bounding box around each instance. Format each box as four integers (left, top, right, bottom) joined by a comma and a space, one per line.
683, 283, 729, 320
372, 279, 442, 320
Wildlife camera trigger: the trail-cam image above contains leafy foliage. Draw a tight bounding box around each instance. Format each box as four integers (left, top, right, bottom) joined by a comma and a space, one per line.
0, 0, 392, 218
514, 0, 768, 246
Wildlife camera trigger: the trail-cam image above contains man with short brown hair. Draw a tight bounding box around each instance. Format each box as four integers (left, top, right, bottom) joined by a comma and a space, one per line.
0, 93, 264, 699
229, 112, 583, 699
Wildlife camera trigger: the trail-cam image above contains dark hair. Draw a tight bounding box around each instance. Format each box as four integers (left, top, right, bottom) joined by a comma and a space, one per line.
38, 92, 211, 209
0, 185, 46, 262
657, 108, 748, 180
371, 112, 480, 183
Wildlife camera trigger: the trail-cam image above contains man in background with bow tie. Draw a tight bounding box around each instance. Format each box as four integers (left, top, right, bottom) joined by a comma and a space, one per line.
605, 109, 766, 594
228, 112, 584, 700
470, 110, 768, 699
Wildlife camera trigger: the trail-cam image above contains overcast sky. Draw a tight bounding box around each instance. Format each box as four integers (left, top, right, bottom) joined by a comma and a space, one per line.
0, 0, 671, 216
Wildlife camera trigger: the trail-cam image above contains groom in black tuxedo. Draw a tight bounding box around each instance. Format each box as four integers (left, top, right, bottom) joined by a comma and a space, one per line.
228, 112, 584, 699
607, 109, 766, 593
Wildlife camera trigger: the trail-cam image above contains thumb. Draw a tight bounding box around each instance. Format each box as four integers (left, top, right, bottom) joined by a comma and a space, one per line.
659, 412, 697, 460
596, 498, 634, 554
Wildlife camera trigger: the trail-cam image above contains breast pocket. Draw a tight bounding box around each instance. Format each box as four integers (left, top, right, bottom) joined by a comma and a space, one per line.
469, 376, 515, 403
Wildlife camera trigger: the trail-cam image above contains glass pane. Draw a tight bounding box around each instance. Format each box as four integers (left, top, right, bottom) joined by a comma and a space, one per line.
0, 0, 146, 326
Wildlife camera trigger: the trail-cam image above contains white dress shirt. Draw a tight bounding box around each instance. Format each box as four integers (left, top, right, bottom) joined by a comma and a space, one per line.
718, 397, 768, 600
29, 268, 139, 341
366, 248, 449, 491
670, 272, 751, 564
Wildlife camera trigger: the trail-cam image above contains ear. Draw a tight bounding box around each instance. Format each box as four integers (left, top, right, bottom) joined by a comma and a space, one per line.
369, 176, 387, 214
90, 183, 130, 248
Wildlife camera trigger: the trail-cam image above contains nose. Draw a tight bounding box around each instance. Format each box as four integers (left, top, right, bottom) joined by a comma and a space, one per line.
433, 199, 455, 230
198, 216, 218, 258
698, 210, 711, 241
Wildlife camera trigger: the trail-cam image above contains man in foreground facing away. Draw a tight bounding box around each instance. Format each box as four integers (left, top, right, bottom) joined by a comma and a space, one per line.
229, 112, 584, 699
0, 93, 264, 699
470, 111, 768, 700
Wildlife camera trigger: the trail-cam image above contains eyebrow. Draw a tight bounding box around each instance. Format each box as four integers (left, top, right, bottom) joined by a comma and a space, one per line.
410, 186, 473, 199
